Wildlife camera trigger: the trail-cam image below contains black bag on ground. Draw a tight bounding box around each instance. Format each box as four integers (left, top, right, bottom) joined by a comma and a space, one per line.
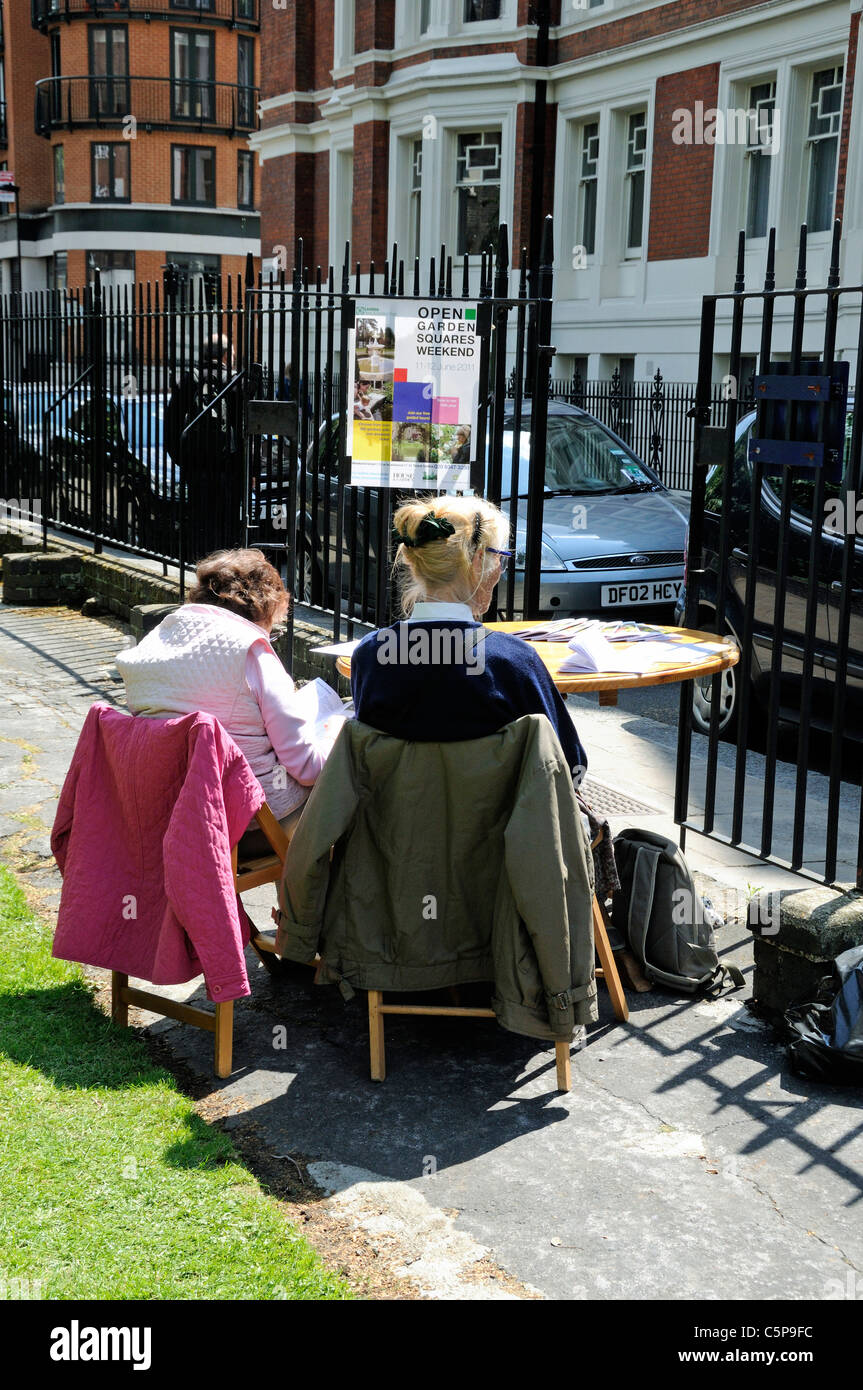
612, 827, 744, 995
783, 945, 863, 1084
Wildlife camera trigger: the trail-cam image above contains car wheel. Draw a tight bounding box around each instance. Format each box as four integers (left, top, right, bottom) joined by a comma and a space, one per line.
294, 535, 321, 605
691, 615, 739, 737
300, 548, 314, 602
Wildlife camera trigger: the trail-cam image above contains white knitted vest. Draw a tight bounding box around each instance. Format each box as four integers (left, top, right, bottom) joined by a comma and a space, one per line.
116, 604, 306, 817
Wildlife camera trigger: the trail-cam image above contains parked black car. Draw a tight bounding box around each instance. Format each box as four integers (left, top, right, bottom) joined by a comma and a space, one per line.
46, 393, 169, 545
676, 401, 858, 736
0, 388, 43, 481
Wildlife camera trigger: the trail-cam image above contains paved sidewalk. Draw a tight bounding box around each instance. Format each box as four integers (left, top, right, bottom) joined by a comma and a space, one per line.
1, 601, 862, 1302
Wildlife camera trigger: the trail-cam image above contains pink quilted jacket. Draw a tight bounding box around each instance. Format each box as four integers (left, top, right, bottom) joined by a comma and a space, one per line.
51, 703, 265, 1002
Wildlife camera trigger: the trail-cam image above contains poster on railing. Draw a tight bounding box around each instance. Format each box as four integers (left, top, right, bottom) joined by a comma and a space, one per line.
346, 297, 480, 489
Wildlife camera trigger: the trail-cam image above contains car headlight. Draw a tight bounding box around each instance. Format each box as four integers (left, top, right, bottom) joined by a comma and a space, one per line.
513, 533, 567, 572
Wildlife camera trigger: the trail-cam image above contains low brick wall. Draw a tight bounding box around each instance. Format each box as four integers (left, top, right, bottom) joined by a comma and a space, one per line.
2, 551, 85, 607
753, 884, 863, 1022
0, 529, 41, 556
130, 604, 181, 641
0, 527, 359, 693
0, 532, 179, 621
80, 556, 179, 619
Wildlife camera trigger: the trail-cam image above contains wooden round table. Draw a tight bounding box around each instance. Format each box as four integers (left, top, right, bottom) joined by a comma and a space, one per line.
335, 623, 739, 707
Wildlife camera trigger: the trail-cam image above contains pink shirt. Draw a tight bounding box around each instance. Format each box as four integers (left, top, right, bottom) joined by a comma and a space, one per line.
244, 645, 329, 791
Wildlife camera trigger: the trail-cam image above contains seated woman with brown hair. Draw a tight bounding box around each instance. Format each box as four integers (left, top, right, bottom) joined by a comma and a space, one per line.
116, 548, 332, 847
350, 496, 588, 779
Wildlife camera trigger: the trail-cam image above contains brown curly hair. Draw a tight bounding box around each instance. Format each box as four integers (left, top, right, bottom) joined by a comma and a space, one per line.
188, 549, 289, 628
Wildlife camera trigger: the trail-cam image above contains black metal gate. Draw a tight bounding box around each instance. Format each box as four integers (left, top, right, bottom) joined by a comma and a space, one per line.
0, 221, 555, 658
676, 218, 863, 888
242, 220, 556, 660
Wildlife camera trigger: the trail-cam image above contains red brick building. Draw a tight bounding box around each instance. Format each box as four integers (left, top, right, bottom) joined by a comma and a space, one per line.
1, 0, 262, 300
253, 0, 862, 378
0, 0, 53, 292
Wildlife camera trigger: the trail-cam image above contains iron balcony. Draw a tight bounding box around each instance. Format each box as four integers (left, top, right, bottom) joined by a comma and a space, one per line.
35, 76, 260, 137
31, 0, 259, 29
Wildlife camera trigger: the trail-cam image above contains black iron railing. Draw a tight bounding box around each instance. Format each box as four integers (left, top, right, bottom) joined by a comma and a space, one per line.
676, 216, 863, 889
35, 76, 260, 136
547, 371, 755, 491
0, 226, 557, 644
32, 0, 259, 28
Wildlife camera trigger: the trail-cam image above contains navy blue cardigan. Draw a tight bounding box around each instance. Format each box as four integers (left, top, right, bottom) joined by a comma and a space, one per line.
351, 622, 588, 776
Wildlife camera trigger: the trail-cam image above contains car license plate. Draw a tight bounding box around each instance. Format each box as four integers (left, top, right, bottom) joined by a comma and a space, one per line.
600, 580, 683, 607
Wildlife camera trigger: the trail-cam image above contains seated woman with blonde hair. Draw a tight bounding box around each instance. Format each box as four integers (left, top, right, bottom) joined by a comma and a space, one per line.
116, 548, 333, 849
351, 496, 587, 778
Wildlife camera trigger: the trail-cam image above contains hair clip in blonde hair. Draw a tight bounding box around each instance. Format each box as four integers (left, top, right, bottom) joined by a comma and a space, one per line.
393, 510, 456, 549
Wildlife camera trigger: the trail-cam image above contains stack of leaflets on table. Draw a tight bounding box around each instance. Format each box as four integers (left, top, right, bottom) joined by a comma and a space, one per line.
602, 621, 671, 643
290, 677, 353, 755
558, 626, 728, 674
511, 617, 597, 641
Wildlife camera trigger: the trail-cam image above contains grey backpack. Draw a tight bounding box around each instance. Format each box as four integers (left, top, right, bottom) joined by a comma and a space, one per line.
612, 828, 745, 995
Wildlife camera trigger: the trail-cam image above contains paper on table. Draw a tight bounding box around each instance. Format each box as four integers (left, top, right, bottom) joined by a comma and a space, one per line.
603, 621, 672, 643
558, 630, 729, 674
512, 618, 599, 641
557, 627, 636, 673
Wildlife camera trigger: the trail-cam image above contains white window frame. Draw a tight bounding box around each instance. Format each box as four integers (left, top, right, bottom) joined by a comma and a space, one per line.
395, 0, 448, 45
711, 63, 784, 265
460, 0, 508, 27
742, 78, 777, 242
765, 55, 847, 251
576, 117, 600, 260
558, 0, 630, 28
329, 141, 354, 274
555, 82, 653, 301
561, 0, 662, 23
387, 105, 513, 275
623, 109, 647, 257
563, 0, 605, 14
333, 0, 355, 69
385, 129, 428, 268
452, 126, 504, 260
395, 0, 522, 46
408, 135, 424, 265
804, 62, 844, 236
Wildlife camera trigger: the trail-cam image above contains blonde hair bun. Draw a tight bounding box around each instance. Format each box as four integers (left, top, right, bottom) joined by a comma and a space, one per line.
391, 496, 510, 616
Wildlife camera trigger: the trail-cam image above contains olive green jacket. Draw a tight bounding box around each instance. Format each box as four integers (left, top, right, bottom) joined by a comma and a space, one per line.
275, 714, 597, 1040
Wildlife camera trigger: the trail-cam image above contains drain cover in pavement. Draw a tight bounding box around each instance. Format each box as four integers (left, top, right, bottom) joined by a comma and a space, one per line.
581, 777, 661, 817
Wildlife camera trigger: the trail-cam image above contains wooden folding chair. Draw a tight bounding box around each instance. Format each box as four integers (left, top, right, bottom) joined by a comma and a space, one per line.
367, 826, 629, 1094
589, 823, 629, 1028
111, 803, 292, 1079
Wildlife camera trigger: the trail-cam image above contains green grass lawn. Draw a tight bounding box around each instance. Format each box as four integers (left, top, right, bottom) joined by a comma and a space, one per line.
0, 864, 350, 1301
